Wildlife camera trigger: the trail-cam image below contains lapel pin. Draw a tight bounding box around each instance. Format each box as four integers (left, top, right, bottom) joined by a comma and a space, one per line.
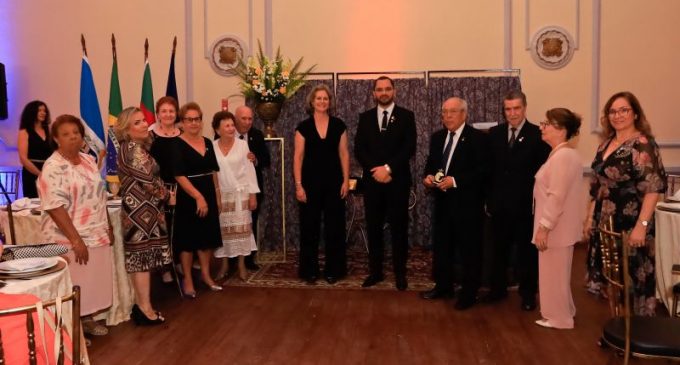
518, 137, 524, 142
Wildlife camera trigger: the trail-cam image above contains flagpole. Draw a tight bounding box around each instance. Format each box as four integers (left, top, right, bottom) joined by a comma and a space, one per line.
81, 34, 88, 57
112, 34, 117, 62
145, 38, 149, 61
173, 36, 177, 55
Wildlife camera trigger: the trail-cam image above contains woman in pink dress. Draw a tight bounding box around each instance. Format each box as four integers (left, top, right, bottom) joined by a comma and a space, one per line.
532, 108, 584, 329
38, 115, 113, 337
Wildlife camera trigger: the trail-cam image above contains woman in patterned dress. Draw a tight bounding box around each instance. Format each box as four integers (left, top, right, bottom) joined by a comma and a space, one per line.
584, 91, 667, 316
38, 114, 113, 336
211, 111, 260, 282
115, 107, 174, 325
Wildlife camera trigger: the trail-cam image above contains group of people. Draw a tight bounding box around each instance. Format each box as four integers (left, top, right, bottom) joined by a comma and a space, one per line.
291, 77, 667, 330
10, 75, 667, 335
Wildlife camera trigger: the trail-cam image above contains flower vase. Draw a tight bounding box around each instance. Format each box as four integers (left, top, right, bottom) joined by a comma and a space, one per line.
256, 102, 283, 138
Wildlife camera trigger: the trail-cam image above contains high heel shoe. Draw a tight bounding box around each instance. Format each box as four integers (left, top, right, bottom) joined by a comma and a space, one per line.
181, 281, 197, 299
131, 304, 165, 326
201, 279, 223, 291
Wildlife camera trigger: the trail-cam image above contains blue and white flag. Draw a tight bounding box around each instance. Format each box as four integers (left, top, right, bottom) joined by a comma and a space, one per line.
79, 56, 106, 161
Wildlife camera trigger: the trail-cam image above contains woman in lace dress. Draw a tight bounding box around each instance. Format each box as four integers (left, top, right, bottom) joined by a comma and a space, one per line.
211, 111, 259, 281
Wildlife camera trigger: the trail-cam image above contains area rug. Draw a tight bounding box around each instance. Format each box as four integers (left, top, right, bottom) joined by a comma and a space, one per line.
222, 246, 435, 291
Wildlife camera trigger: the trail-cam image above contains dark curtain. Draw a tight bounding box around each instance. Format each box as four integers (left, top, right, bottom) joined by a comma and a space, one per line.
251, 75, 521, 253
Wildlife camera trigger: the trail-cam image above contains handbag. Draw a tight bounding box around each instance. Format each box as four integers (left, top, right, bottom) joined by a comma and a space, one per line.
0, 243, 68, 261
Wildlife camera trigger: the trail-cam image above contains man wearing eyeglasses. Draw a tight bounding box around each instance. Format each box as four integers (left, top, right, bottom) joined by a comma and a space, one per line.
486, 90, 550, 311
355, 76, 416, 291
421, 97, 488, 310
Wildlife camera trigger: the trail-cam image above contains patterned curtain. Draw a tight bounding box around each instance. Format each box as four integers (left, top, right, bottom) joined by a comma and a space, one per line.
250, 75, 521, 253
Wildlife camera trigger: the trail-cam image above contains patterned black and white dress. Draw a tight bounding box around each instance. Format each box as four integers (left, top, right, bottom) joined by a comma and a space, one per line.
118, 140, 172, 272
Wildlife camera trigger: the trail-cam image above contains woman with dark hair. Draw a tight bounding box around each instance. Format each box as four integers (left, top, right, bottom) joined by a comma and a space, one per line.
38, 114, 114, 337
17, 100, 53, 197
584, 91, 667, 316
211, 111, 259, 281
532, 108, 584, 329
172, 102, 222, 297
114, 106, 174, 325
293, 84, 350, 284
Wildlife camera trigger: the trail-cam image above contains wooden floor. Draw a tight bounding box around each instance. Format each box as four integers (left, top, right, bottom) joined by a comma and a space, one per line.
88, 246, 656, 365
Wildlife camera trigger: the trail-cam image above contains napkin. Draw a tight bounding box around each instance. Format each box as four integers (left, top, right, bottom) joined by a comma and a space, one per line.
0, 258, 47, 271
11, 197, 32, 209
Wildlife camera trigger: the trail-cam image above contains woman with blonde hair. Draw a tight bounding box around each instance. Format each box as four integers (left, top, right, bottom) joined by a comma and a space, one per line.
114, 106, 174, 325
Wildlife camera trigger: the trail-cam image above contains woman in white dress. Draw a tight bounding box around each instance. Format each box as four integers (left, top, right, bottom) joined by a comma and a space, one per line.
211, 111, 260, 281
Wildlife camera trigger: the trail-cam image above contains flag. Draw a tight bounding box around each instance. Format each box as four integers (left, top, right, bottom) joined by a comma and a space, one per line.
79, 56, 106, 161
105, 46, 123, 183
140, 58, 155, 126
165, 36, 178, 101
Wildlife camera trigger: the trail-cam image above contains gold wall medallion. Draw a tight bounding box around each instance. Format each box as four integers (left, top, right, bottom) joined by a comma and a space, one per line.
530, 26, 575, 70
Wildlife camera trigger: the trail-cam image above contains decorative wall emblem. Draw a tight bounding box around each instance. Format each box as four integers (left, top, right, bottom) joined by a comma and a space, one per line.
209, 35, 248, 76
530, 26, 575, 70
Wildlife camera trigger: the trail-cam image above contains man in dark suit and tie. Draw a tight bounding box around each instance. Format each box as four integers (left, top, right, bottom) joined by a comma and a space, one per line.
486, 90, 550, 311
355, 76, 416, 291
235, 105, 271, 270
421, 97, 488, 310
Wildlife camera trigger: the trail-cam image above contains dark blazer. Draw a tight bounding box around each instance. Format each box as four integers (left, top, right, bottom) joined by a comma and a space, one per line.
355, 105, 416, 187
245, 127, 270, 191
424, 124, 488, 215
487, 121, 550, 216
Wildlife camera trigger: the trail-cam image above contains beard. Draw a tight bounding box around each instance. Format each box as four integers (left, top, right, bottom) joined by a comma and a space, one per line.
375, 95, 394, 107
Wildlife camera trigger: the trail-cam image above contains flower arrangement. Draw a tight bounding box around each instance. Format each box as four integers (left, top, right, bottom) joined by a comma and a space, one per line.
236, 40, 315, 104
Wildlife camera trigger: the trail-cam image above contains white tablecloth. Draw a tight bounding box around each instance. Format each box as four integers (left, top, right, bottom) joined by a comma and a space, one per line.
655, 202, 680, 312
0, 205, 134, 326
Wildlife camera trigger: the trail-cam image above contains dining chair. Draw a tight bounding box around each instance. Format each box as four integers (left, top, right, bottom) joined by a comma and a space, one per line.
598, 220, 680, 364
667, 174, 680, 199
0, 169, 20, 205
0, 286, 81, 365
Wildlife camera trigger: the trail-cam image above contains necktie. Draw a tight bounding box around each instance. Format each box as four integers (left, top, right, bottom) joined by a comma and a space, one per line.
509, 127, 517, 149
239, 134, 245, 140
441, 131, 455, 170
381, 110, 389, 132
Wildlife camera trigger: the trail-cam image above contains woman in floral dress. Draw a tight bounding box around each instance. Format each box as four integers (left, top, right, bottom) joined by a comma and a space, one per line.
585, 91, 667, 316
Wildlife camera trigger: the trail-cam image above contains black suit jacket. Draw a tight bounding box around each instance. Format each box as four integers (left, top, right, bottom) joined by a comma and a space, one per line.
424, 124, 488, 216
487, 120, 550, 216
245, 127, 270, 191
354, 105, 416, 187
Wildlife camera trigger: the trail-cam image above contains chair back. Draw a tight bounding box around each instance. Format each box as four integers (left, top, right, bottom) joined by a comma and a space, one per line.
599, 219, 632, 364
0, 170, 20, 205
667, 174, 680, 199
0, 286, 81, 365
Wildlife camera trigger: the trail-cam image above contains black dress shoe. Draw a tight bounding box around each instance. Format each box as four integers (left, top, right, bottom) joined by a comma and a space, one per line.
420, 288, 454, 300
521, 297, 537, 311
395, 276, 408, 291
325, 276, 337, 284
484, 290, 508, 303
131, 304, 165, 326
361, 275, 384, 288
454, 296, 476, 310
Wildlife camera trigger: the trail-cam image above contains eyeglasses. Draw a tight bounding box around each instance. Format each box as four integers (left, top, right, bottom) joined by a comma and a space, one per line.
182, 116, 202, 123
607, 107, 632, 117
539, 120, 560, 128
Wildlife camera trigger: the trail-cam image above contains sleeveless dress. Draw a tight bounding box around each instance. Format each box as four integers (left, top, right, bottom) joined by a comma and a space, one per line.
22, 127, 52, 198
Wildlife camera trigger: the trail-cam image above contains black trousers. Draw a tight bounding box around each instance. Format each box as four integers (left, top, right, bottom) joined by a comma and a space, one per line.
432, 200, 483, 299
298, 186, 347, 278
363, 181, 410, 278
489, 211, 538, 299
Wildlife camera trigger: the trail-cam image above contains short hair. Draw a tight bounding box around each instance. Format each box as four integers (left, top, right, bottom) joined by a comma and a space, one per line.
546, 108, 582, 140
503, 90, 527, 106
600, 91, 652, 138
50, 114, 85, 150
443, 97, 468, 112
212, 110, 236, 136
155, 96, 179, 114
373, 76, 394, 90
113, 106, 150, 145
178, 102, 203, 120
19, 100, 51, 131
304, 84, 336, 115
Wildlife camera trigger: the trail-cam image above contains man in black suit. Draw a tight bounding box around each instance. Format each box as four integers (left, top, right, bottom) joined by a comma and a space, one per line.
486, 90, 550, 311
421, 97, 488, 310
235, 105, 271, 270
355, 76, 416, 291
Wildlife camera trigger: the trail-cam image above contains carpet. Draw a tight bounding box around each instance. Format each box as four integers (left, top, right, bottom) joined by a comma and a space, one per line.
222, 246, 435, 291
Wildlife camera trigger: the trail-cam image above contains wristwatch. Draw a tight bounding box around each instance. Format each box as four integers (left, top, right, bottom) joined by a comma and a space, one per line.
639, 220, 649, 227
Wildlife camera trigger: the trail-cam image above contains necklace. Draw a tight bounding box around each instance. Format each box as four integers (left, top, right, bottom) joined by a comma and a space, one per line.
157, 124, 177, 137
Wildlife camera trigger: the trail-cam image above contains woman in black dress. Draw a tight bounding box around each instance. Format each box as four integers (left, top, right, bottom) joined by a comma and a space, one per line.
17, 100, 53, 198
149, 96, 181, 284
293, 84, 350, 284
173, 102, 223, 297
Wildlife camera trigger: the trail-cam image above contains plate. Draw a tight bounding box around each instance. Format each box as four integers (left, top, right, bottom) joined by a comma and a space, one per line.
0, 257, 58, 274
